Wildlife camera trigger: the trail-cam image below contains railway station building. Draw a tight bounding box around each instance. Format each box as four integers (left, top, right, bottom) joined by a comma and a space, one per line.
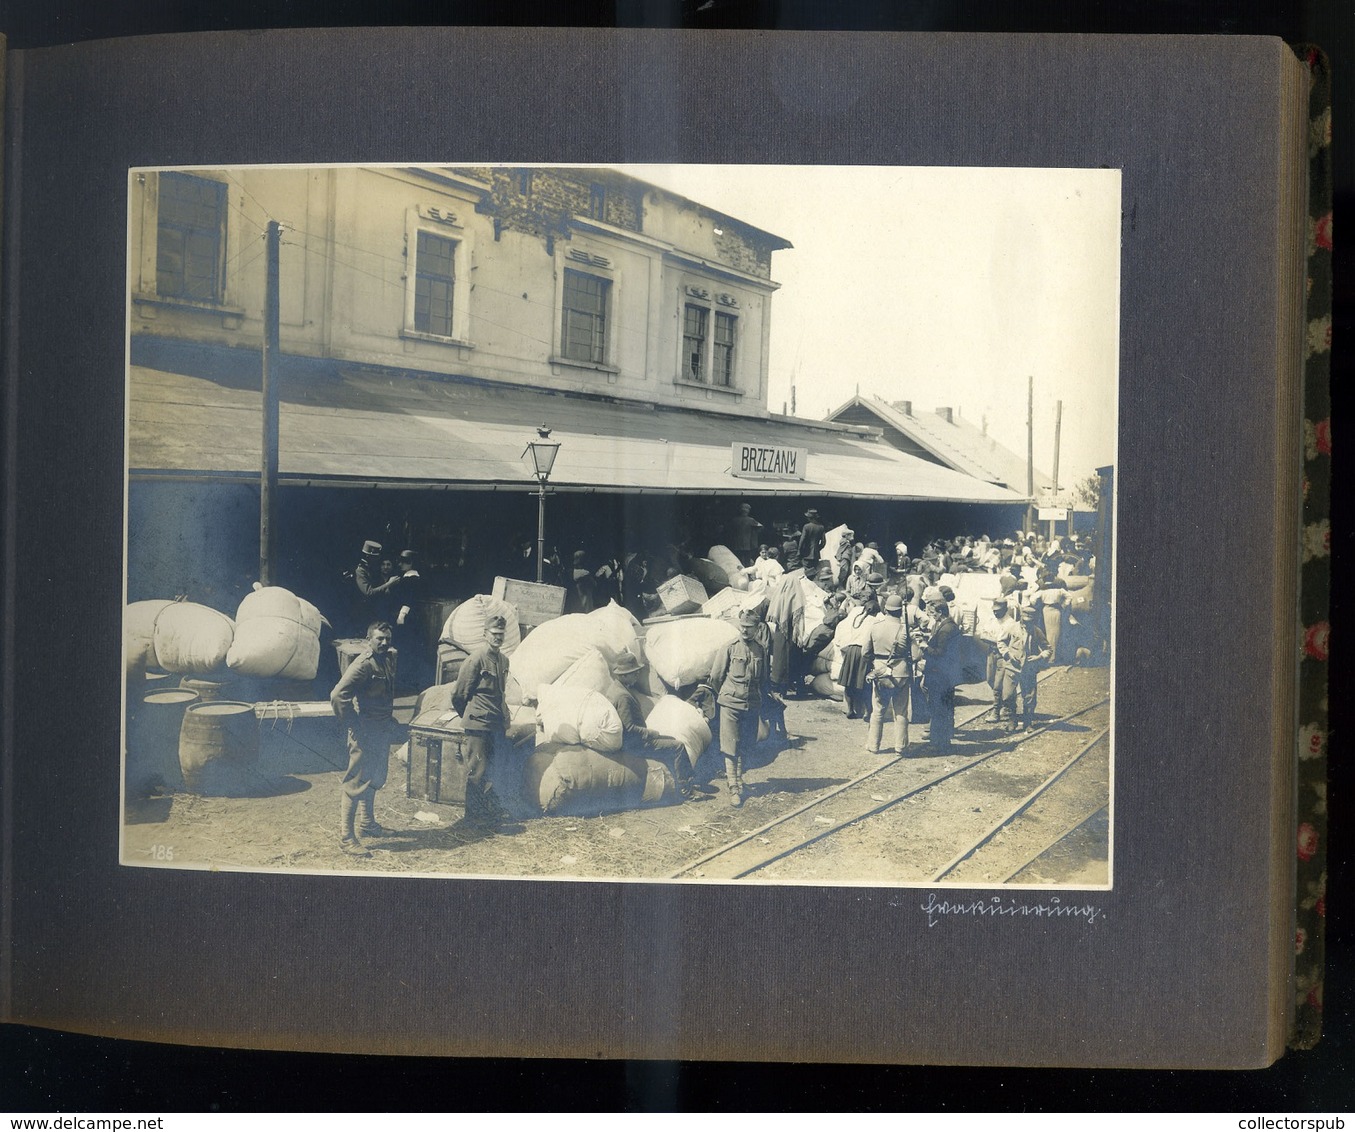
127, 165, 1025, 618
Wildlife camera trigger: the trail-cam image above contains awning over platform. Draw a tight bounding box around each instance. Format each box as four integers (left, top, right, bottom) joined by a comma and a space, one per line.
129, 366, 1022, 504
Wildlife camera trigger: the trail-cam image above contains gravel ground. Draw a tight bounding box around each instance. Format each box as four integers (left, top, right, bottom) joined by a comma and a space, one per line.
123, 665, 1111, 887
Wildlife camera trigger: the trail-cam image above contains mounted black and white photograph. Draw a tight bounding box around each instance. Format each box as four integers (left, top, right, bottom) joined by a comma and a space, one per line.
122, 163, 1119, 886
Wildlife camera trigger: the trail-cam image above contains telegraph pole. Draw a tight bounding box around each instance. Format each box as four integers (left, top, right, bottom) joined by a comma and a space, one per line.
260, 221, 281, 586
1025, 375, 1035, 534
1051, 399, 1063, 539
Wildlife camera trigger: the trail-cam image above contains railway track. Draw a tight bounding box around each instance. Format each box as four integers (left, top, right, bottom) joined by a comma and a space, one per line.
670, 669, 1110, 882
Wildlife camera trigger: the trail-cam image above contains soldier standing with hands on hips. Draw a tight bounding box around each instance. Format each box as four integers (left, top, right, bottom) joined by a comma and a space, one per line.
330, 620, 403, 857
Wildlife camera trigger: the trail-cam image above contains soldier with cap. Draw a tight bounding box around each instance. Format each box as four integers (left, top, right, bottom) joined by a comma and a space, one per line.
708, 606, 777, 807
606, 649, 700, 799
981, 594, 1019, 725
920, 595, 962, 751
330, 620, 403, 857
1012, 603, 1053, 731
451, 614, 513, 830
865, 593, 915, 754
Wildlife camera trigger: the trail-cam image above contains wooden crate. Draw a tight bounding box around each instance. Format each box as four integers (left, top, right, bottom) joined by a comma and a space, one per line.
657, 574, 707, 616
490, 576, 567, 629
407, 722, 471, 805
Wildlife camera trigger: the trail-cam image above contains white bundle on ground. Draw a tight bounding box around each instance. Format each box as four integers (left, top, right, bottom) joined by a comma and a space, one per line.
151, 601, 236, 675
535, 682, 623, 752
956, 573, 1005, 637
444, 595, 522, 655
644, 618, 739, 689
707, 544, 744, 585
553, 648, 614, 694
523, 744, 675, 815
226, 584, 325, 680
125, 600, 174, 674
645, 695, 712, 764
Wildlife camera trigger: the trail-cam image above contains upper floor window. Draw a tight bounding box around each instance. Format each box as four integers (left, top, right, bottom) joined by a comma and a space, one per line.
414, 231, 456, 337
561, 269, 610, 364
589, 183, 607, 221
713, 311, 737, 387
683, 304, 708, 381
156, 172, 226, 303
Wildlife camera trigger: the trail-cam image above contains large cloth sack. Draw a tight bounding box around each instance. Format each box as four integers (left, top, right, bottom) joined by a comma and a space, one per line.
125, 599, 175, 674
553, 647, 614, 695
811, 673, 844, 700
535, 683, 624, 752
794, 574, 825, 646
686, 556, 729, 598
585, 600, 643, 659
444, 594, 522, 655
645, 695, 713, 763
510, 608, 640, 700
707, 544, 744, 583
523, 744, 675, 816
644, 618, 739, 689
226, 584, 325, 680
152, 601, 235, 675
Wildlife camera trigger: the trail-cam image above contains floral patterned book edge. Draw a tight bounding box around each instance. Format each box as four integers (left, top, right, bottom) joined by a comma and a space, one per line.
1291, 43, 1331, 1052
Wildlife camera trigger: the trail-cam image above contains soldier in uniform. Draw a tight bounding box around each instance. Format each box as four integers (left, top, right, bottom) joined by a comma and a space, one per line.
708, 607, 779, 807
330, 620, 402, 857
451, 614, 512, 830
920, 596, 961, 751
349, 539, 401, 634
798, 509, 826, 574
866, 593, 915, 754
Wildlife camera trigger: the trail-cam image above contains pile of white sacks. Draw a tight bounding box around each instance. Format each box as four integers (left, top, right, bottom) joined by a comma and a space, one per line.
124, 584, 328, 683
425, 599, 728, 818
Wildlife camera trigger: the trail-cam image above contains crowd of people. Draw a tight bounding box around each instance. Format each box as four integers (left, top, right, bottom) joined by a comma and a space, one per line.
326, 503, 1102, 853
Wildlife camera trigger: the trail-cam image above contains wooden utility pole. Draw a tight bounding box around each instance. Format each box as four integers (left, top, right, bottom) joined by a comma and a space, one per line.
1025, 375, 1035, 533
260, 221, 281, 586
1051, 399, 1063, 538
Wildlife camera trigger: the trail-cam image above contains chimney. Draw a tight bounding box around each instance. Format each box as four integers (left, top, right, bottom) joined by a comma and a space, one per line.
936, 406, 953, 424
892, 400, 912, 416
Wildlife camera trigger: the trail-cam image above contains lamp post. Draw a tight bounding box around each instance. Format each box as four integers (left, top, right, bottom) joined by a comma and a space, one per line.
523, 424, 561, 584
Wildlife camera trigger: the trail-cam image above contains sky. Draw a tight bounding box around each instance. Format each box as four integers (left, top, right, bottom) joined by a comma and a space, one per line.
613, 164, 1121, 494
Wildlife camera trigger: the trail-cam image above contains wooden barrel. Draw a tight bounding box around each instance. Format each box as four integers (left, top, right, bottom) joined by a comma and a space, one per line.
179, 701, 259, 795
128, 685, 198, 794
180, 677, 228, 702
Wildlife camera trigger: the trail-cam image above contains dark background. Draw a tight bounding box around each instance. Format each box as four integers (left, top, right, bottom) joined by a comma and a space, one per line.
1, 0, 1351, 1113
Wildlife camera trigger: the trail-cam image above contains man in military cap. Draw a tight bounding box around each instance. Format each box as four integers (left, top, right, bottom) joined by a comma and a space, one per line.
866, 593, 914, 754
1013, 603, 1053, 731
708, 606, 777, 807
451, 614, 513, 830
349, 539, 401, 635
920, 596, 961, 751
330, 620, 402, 857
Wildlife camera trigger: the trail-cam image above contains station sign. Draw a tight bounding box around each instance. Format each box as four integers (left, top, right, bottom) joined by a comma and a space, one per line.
731, 442, 808, 481
1038, 506, 1069, 521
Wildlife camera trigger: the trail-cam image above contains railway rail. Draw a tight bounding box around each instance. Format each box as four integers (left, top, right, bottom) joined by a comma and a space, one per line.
670, 668, 1110, 882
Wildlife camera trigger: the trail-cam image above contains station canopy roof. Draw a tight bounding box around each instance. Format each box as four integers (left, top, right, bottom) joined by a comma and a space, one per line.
129, 364, 1022, 504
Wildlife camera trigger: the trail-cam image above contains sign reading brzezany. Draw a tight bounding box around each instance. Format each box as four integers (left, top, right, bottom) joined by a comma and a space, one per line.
731, 442, 809, 481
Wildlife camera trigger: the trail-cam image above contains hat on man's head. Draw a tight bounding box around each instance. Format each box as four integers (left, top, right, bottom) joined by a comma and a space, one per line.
939, 585, 955, 602
922, 585, 943, 605
738, 608, 763, 627
486, 614, 508, 632
611, 649, 645, 676
804, 509, 819, 520
361, 540, 382, 557
999, 574, 1019, 596
992, 596, 1010, 612
816, 563, 834, 581
398, 549, 417, 562
883, 594, 903, 614
867, 572, 885, 589
739, 503, 752, 513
